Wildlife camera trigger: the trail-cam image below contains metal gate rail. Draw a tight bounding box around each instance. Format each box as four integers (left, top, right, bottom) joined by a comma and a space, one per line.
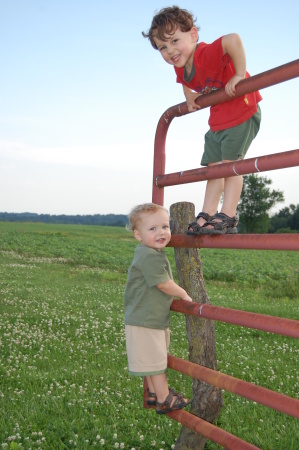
170, 299, 299, 338
152, 59, 299, 205
166, 409, 260, 450
148, 59, 299, 449
155, 149, 299, 188
168, 232, 299, 251
168, 354, 299, 418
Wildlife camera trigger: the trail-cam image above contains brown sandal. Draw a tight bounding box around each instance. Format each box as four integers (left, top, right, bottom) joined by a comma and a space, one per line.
200, 212, 239, 235
186, 212, 212, 235
156, 390, 192, 414
146, 388, 157, 406
146, 387, 178, 407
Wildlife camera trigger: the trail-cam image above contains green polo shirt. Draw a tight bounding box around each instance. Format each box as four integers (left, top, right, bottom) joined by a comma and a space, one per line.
124, 245, 174, 329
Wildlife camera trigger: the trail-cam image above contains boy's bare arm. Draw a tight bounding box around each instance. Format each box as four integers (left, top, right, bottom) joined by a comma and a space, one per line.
222, 33, 246, 97
183, 85, 202, 112
157, 280, 192, 302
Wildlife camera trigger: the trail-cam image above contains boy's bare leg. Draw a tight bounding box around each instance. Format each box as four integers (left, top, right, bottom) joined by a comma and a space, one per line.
147, 374, 189, 405
199, 178, 224, 225
196, 160, 242, 228
220, 173, 243, 218
146, 375, 155, 393
146, 374, 169, 403
191, 161, 223, 228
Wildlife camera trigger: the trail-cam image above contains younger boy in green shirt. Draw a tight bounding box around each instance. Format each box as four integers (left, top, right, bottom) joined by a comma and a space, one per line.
124, 203, 192, 414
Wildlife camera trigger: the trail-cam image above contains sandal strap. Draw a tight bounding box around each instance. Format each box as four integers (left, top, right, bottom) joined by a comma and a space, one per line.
156, 390, 191, 414
196, 211, 211, 222
187, 221, 201, 232
146, 388, 156, 398
156, 391, 173, 408
209, 213, 239, 230
187, 212, 211, 232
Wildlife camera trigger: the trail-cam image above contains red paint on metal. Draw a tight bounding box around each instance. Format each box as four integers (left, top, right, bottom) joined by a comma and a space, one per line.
168, 355, 299, 419
168, 409, 261, 450
149, 60, 299, 447
191, 59, 299, 110
155, 149, 299, 187
168, 233, 299, 251
170, 299, 299, 338
152, 59, 299, 204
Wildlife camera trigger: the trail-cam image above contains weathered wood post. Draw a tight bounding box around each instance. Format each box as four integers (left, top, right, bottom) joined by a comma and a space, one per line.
170, 202, 223, 450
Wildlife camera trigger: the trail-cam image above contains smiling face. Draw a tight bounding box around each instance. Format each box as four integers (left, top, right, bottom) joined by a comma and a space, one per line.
153, 26, 198, 73
133, 209, 171, 251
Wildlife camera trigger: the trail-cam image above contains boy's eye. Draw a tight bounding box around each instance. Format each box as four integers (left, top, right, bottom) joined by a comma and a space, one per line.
150, 227, 156, 231
172, 39, 178, 44
162, 225, 169, 229
159, 45, 166, 52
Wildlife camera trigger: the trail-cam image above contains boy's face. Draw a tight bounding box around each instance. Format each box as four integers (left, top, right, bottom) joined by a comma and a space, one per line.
134, 210, 171, 251
153, 26, 198, 70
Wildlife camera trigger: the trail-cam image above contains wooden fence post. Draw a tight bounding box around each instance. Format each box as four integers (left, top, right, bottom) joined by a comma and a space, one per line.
170, 202, 223, 450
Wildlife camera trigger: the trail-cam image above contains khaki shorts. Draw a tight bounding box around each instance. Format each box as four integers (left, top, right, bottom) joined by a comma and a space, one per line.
201, 104, 261, 165
125, 325, 170, 376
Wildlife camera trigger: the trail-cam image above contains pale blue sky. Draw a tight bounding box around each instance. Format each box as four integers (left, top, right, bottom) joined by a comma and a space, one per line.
0, 0, 298, 215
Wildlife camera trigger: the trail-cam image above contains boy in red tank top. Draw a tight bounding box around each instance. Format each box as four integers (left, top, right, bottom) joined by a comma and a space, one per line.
143, 6, 262, 234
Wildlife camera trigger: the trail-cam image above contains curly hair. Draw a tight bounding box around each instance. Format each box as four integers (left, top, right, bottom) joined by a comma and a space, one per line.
142, 5, 199, 49
126, 203, 169, 231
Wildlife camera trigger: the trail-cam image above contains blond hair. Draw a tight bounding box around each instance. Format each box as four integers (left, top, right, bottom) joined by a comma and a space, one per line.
126, 203, 168, 231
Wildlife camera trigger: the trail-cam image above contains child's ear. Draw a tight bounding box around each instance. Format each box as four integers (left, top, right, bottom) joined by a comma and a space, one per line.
133, 229, 142, 242
191, 26, 199, 42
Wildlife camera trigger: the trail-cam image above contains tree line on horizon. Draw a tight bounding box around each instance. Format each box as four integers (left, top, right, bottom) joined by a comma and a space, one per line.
0, 212, 128, 227
1, 175, 298, 233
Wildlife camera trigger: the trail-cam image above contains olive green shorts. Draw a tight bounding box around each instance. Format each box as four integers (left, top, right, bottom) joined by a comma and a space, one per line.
201, 104, 261, 166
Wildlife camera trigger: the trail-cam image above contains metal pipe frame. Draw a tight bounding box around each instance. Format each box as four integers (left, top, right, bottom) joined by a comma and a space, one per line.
168, 355, 299, 419
152, 59, 299, 205
168, 233, 299, 251
167, 409, 261, 450
171, 299, 299, 338
155, 149, 299, 188
147, 60, 299, 448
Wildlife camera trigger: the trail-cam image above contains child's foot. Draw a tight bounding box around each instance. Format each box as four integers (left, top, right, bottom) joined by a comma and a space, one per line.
186, 212, 212, 235
156, 390, 192, 414
146, 389, 157, 406
200, 212, 239, 234
146, 387, 179, 407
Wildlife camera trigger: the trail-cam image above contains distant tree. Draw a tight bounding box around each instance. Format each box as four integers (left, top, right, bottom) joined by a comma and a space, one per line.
269, 204, 299, 233
290, 205, 299, 231
238, 174, 284, 233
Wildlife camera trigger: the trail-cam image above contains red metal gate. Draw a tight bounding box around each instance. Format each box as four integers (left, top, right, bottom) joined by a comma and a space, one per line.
147, 59, 299, 449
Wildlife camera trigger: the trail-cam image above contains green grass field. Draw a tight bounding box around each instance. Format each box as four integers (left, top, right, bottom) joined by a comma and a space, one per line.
0, 222, 298, 449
